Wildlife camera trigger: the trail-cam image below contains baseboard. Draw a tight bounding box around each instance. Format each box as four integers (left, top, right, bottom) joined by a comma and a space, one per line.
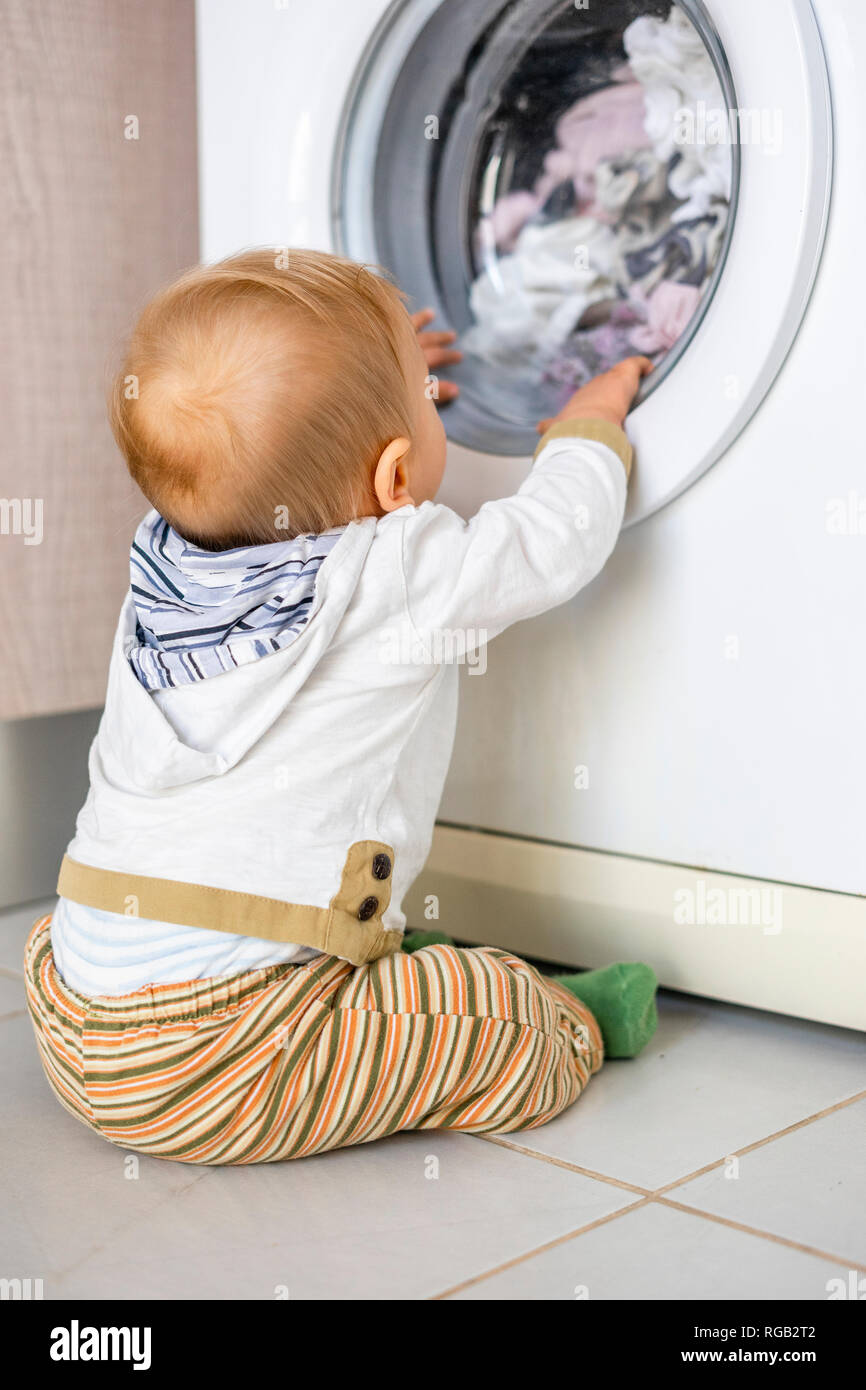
404, 826, 866, 1032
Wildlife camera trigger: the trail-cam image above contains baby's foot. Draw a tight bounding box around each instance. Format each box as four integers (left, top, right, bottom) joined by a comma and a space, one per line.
554, 961, 658, 1058
401, 928, 456, 954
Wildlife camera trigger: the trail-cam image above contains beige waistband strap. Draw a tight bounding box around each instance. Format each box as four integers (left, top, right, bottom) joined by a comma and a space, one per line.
57, 840, 401, 967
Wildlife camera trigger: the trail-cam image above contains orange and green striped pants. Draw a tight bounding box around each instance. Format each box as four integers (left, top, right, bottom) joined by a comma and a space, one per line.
24, 914, 603, 1165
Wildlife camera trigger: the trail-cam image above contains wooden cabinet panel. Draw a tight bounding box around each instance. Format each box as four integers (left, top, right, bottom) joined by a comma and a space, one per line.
0, 0, 198, 717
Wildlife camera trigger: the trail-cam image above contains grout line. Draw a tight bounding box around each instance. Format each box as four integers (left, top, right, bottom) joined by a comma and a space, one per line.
654, 1087, 866, 1195
452, 1089, 866, 1297
478, 1085, 866, 1205
476, 1133, 653, 1196
0, 966, 24, 981
433, 1179, 865, 1302
0, 1010, 27, 1023
655, 1196, 866, 1274
431, 1197, 651, 1300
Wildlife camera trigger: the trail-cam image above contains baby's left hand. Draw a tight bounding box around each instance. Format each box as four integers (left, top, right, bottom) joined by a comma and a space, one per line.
411, 308, 462, 403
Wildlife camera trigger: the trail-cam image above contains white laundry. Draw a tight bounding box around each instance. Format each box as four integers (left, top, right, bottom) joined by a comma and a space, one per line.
464, 216, 617, 366
623, 7, 731, 223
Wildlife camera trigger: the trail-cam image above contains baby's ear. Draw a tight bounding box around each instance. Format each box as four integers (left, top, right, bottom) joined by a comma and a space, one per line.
373, 437, 413, 513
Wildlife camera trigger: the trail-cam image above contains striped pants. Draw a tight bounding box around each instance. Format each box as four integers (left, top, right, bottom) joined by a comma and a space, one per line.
24, 915, 603, 1165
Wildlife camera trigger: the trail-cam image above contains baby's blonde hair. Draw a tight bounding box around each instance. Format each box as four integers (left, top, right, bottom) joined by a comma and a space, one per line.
110, 248, 417, 547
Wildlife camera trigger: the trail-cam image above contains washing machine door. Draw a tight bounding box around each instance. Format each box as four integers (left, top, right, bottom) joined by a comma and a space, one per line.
334, 0, 831, 525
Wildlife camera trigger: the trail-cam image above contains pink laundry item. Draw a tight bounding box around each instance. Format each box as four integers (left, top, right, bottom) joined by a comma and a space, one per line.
487, 191, 544, 253
486, 76, 651, 251
487, 152, 581, 252
537, 148, 575, 195
628, 280, 702, 354
554, 79, 651, 208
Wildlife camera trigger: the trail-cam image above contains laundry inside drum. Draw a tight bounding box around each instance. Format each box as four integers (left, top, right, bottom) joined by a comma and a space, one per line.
437, 1, 736, 437
337, 0, 738, 454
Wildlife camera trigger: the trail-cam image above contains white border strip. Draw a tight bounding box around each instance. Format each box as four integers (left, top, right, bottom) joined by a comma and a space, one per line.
405, 827, 866, 1031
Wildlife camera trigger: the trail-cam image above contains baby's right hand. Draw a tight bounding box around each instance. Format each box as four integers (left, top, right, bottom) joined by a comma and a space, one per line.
536, 356, 653, 433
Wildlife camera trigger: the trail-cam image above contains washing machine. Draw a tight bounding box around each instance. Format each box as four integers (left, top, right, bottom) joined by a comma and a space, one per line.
197, 0, 865, 1028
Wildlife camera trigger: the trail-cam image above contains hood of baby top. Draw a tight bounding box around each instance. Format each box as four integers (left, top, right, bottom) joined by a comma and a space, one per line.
128, 510, 347, 692
98, 509, 373, 794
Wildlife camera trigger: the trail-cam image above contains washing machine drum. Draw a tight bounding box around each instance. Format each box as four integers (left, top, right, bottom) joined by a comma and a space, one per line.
335, 0, 832, 524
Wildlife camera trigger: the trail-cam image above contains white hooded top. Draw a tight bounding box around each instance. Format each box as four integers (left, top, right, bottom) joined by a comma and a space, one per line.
51, 424, 629, 996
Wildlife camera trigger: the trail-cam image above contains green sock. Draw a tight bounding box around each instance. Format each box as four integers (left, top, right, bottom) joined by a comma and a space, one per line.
555, 962, 658, 1059
401, 928, 456, 954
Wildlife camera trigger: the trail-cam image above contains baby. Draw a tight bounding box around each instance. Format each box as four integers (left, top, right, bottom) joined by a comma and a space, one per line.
25, 249, 657, 1164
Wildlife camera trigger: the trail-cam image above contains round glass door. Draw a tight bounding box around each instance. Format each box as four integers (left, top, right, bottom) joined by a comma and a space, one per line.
335, 0, 739, 457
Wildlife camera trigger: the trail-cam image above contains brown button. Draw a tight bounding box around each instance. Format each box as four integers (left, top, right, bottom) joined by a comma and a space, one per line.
372, 853, 391, 881
358, 896, 379, 921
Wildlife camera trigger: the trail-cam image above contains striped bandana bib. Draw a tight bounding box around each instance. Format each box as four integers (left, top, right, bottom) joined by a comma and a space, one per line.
128, 513, 346, 691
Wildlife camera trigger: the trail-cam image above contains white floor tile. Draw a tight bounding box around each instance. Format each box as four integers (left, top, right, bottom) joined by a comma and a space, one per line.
45, 1137, 635, 1301
673, 1098, 866, 1265
451, 1200, 852, 1301
0, 1014, 212, 1285
503, 992, 866, 1190
4, 1011, 634, 1301
0, 968, 25, 1017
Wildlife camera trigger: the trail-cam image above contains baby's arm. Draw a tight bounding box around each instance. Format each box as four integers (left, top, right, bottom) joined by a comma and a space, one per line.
535, 354, 652, 437
398, 357, 650, 646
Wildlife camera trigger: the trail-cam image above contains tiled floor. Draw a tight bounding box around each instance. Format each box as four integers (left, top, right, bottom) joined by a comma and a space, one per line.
3, 899, 864, 1301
